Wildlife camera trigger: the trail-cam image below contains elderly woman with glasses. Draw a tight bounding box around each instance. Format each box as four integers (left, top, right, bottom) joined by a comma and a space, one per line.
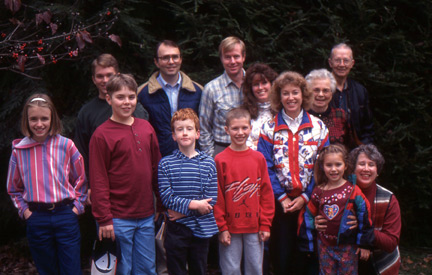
305, 68, 353, 148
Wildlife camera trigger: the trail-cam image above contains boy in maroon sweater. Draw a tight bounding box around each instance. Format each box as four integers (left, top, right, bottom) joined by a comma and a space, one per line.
214, 107, 275, 274
90, 74, 162, 274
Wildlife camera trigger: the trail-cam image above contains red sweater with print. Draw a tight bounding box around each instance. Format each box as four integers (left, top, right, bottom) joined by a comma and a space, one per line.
90, 118, 162, 226
214, 147, 275, 233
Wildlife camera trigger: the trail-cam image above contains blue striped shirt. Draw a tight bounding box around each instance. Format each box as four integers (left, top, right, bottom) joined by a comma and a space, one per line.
199, 71, 244, 156
158, 149, 218, 238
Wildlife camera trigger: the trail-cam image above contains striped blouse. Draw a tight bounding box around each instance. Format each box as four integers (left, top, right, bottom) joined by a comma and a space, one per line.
7, 135, 88, 218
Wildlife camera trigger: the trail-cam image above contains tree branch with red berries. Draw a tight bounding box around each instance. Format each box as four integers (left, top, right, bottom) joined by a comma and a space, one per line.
0, 0, 122, 78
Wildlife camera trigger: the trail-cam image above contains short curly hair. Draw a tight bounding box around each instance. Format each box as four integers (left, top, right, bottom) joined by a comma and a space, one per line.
305, 68, 337, 94
348, 144, 385, 174
171, 108, 200, 132
270, 71, 312, 114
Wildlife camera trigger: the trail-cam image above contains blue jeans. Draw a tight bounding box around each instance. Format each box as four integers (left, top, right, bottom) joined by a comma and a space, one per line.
26, 204, 81, 275
113, 215, 156, 275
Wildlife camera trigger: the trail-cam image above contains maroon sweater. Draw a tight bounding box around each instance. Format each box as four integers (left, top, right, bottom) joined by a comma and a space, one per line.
362, 183, 401, 253
90, 118, 162, 226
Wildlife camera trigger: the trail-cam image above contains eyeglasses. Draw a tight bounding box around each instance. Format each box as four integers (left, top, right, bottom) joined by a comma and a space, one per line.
157, 54, 181, 62
331, 58, 353, 65
313, 88, 332, 94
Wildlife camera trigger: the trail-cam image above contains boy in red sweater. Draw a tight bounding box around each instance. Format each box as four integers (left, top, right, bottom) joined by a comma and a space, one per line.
214, 107, 275, 274
90, 74, 162, 274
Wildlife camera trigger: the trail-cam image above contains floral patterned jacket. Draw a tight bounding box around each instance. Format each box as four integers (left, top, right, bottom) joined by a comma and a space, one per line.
257, 109, 329, 203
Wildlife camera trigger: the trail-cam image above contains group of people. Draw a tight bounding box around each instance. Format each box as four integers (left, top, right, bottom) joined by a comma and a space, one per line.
6, 35, 401, 275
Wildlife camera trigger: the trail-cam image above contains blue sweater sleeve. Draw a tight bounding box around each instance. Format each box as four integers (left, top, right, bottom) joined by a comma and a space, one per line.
298, 197, 319, 252
158, 159, 193, 216
303, 176, 316, 203
353, 187, 374, 246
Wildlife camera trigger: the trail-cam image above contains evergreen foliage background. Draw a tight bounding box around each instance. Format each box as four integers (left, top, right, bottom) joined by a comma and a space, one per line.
1, 0, 431, 247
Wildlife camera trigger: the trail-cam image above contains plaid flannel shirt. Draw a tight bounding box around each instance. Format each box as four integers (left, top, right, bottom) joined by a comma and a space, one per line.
199, 71, 243, 156
309, 107, 351, 146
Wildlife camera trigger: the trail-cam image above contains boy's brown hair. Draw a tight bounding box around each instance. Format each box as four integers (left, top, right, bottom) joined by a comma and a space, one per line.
21, 93, 62, 138
91, 53, 119, 76
106, 73, 137, 96
225, 107, 251, 127
171, 108, 200, 132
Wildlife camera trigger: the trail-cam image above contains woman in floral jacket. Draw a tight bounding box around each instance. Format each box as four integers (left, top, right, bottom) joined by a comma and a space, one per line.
257, 71, 329, 274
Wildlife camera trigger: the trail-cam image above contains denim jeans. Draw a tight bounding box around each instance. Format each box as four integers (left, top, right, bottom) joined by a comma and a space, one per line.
113, 215, 156, 275
26, 204, 81, 275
